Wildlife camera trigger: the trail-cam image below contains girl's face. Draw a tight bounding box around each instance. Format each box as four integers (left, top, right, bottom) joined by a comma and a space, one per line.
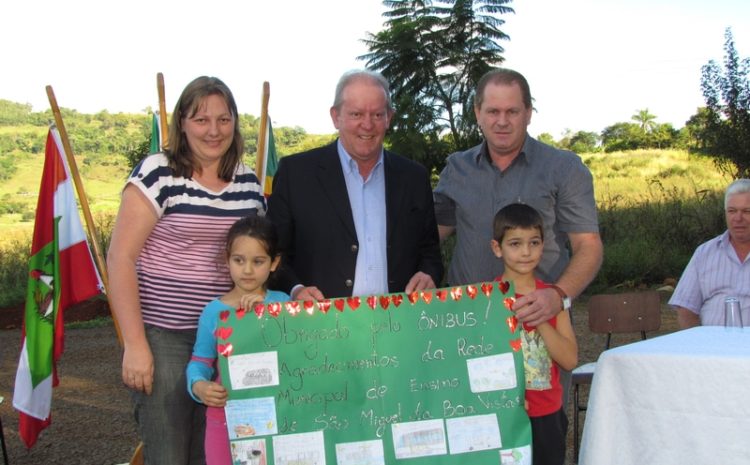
227, 236, 280, 295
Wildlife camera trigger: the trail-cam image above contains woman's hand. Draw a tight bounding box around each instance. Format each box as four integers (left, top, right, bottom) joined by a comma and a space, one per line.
122, 341, 154, 394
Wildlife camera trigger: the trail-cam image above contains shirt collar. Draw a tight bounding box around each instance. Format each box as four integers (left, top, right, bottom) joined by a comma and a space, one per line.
474, 135, 532, 168
336, 139, 384, 176
717, 230, 732, 248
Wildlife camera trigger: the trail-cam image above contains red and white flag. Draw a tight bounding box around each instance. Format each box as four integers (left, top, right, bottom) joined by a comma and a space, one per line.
13, 126, 103, 448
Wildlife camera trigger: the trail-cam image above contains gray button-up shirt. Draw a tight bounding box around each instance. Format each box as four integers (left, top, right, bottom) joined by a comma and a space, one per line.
434, 135, 599, 285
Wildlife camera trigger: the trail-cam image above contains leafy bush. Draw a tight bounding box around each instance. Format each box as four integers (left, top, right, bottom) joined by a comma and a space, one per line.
0, 231, 31, 307
0, 155, 18, 180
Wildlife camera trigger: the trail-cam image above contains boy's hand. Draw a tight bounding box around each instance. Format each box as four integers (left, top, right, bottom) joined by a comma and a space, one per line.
192, 380, 228, 407
239, 293, 264, 311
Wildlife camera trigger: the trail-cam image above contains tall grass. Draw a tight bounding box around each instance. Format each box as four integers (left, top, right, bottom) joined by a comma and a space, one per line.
592, 183, 724, 291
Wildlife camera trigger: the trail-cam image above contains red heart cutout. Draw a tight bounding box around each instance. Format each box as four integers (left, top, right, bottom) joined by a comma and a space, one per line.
218, 343, 234, 357
366, 295, 377, 310
214, 326, 233, 340
466, 285, 478, 299
481, 283, 493, 298
498, 280, 510, 294
236, 307, 247, 319
392, 294, 403, 307
509, 339, 522, 352
304, 300, 315, 315
421, 290, 433, 304
379, 295, 390, 310
407, 291, 420, 304
450, 287, 463, 301
253, 303, 265, 318
506, 316, 518, 333
318, 299, 331, 313
334, 299, 345, 312
285, 301, 301, 315
436, 290, 448, 302
267, 302, 281, 317
347, 296, 360, 310
219, 310, 230, 322
504, 297, 516, 311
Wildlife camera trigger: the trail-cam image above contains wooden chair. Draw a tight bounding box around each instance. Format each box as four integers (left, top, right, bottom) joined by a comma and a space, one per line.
571, 291, 662, 463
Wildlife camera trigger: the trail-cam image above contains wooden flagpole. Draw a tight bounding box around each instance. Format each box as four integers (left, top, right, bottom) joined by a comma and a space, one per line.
255, 81, 271, 180
45, 86, 122, 346
157, 73, 169, 150
46, 85, 147, 465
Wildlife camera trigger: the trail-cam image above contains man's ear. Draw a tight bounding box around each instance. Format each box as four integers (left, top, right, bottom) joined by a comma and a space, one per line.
490, 239, 503, 258
330, 106, 341, 130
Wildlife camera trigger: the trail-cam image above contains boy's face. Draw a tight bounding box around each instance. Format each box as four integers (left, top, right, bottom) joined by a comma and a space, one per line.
490, 227, 544, 279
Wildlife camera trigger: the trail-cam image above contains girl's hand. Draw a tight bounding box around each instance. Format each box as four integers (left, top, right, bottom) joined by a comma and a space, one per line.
238, 293, 264, 311
192, 380, 228, 407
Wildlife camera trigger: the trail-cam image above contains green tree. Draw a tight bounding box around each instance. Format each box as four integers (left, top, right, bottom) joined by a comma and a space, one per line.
360, 0, 513, 173
631, 108, 657, 133
699, 27, 750, 178
536, 132, 558, 148
0, 99, 33, 125
601, 122, 646, 152
683, 107, 714, 151
568, 130, 601, 153
124, 134, 152, 170
646, 123, 678, 149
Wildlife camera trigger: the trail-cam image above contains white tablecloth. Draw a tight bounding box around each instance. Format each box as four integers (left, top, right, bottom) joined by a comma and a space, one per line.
579, 326, 750, 464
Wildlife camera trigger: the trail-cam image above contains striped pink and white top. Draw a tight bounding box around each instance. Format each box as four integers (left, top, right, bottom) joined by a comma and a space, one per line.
130, 153, 266, 329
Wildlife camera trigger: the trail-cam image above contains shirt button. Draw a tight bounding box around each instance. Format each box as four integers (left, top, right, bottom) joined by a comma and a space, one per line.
351, 244, 358, 252
345, 279, 353, 287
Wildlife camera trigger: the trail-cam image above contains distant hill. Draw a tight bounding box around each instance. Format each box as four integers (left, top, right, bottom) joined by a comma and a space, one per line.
0, 99, 336, 230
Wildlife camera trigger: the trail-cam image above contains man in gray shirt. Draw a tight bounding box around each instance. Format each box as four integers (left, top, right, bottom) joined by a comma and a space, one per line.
434, 67, 602, 332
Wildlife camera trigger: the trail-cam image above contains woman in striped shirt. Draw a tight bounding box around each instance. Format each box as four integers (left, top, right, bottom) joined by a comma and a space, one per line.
107, 76, 266, 464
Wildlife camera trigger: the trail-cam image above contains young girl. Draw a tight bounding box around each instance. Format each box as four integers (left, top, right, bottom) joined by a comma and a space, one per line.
490, 203, 577, 465
186, 215, 289, 465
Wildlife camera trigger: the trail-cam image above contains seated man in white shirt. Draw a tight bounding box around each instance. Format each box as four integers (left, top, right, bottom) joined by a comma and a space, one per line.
669, 179, 750, 328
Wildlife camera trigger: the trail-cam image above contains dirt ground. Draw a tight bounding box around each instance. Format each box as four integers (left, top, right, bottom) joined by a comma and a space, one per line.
0, 293, 679, 465
0, 299, 138, 465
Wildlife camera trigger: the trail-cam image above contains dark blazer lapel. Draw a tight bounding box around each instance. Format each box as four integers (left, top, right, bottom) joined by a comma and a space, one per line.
315, 142, 357, 239
384, 151, 405, 243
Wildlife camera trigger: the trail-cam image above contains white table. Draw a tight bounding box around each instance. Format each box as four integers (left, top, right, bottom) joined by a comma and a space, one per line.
579, 326, 750, 465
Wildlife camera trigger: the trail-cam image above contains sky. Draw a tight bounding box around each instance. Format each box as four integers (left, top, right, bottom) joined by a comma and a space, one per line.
1, 0, 749, 138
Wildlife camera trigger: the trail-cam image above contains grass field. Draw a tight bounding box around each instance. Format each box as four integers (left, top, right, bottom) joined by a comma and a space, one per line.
584, 148, 729, 204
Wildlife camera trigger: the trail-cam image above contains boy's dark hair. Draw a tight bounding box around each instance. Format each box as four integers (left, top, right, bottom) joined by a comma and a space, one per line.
493, 203, 544, 242
225, 215, 280, 259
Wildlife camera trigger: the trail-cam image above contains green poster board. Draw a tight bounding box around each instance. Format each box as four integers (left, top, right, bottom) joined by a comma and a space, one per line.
217, 282, 532, 465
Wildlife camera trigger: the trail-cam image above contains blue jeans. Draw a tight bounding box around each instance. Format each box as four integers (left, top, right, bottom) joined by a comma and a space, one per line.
132, 325, 206, 465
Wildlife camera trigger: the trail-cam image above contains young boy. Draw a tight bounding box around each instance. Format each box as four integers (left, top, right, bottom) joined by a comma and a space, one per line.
491, 203, 578, 465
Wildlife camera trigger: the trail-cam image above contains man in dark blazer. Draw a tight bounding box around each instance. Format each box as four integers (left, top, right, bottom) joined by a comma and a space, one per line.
267, 70, 442, 300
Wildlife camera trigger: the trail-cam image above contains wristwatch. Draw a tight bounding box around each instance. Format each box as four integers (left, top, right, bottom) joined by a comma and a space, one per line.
550, 285, 572, 311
